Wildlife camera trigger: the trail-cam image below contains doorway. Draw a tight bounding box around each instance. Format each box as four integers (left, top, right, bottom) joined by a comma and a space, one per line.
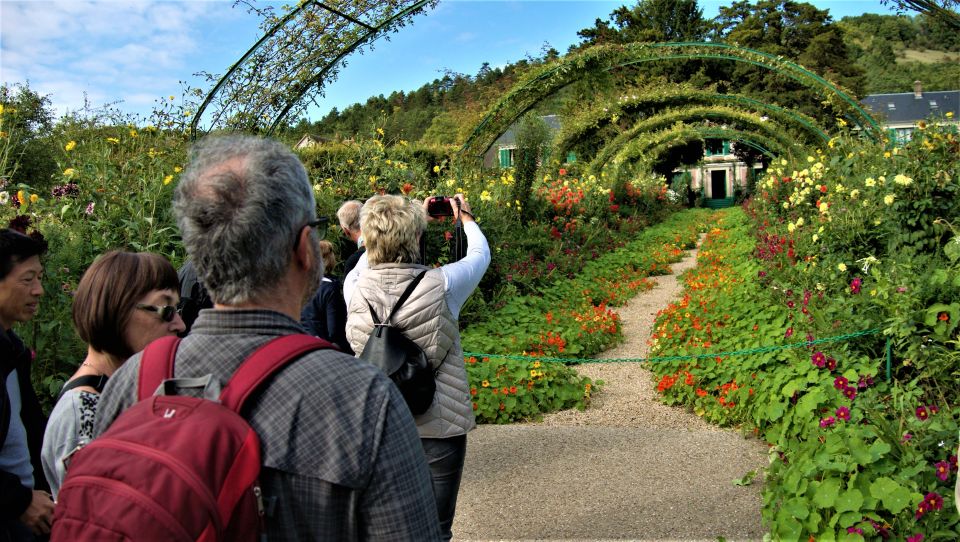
710, 170, 727, 199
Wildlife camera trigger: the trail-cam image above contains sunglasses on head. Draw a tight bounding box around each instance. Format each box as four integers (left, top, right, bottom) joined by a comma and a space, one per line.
136, 303, 181, 322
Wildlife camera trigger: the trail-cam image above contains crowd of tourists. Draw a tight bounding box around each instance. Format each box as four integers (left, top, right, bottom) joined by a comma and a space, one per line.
2, 134, 489, 541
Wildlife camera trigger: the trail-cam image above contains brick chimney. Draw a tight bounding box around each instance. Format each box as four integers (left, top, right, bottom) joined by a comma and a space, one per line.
914, 80, 922, 99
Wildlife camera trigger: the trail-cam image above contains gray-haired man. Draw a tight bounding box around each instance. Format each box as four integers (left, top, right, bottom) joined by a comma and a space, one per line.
95, 136, 440, 540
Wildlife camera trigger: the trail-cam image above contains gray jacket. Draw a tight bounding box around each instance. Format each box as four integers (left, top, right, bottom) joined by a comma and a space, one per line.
347, 264, 475, 439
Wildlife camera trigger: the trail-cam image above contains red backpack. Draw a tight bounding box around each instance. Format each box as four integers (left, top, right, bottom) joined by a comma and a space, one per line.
51, 334, 333, 542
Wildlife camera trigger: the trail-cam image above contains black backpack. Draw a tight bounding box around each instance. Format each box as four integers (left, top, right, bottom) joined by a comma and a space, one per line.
360, 270, 438, 415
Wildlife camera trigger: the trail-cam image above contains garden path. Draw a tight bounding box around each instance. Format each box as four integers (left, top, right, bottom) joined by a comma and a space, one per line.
453, 238, 769, 541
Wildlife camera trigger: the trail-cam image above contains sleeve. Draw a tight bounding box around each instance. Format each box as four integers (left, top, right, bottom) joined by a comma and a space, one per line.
343, 251, 369, 309
441, 221, 491, 319
358, 384, 441, 540
92, 358, 141, 437
0, 470, 32, 521
40, 393, 81, 498
325, 287, 354, 355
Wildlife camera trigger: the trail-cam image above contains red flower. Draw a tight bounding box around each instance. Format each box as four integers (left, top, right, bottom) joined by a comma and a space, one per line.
924, 491, 943, 511
558, 168, 567, 176
938, 312, 949, 322
609, 204, 620, 213
401, 182, 414, 195
934, 460, 950, 481
916, 405, 929, 421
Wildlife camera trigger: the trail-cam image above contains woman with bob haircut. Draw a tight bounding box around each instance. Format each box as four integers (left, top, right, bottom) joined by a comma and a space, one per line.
41, 251, 185, 497
345, 193, 490, 541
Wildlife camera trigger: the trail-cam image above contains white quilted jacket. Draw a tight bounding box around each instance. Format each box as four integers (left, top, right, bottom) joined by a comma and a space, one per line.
346, 263, 476, 438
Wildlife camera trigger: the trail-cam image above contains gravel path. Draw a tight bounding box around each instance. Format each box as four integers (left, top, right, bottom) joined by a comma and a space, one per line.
453, 239, 769, 541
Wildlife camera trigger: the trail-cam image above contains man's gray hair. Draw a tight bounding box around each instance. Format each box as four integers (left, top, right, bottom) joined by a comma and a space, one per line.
337, 200, 362, 232
173, 135, 317, 305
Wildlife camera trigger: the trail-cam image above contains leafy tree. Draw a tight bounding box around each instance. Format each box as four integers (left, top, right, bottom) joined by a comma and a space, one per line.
512, 114, 550, 225
0, 84, 58, 191
577, 0, 707, 44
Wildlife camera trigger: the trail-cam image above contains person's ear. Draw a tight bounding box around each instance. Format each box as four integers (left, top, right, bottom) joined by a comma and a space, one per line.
294, 226, 313, 270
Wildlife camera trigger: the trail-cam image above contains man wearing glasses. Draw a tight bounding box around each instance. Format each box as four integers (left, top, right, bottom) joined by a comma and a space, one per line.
93, 136, 441, 540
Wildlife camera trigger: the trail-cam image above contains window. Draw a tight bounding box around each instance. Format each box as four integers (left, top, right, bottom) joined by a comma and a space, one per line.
498, 148, 515, 168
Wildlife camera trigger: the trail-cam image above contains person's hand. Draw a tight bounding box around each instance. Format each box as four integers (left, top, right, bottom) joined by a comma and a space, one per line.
420, 197, 436, 222
20, 490, 55, 535
453, 194, 474, 223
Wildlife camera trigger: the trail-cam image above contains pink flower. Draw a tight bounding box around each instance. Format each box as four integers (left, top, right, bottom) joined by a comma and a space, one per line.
820, 416, 836, 428
907, 534, 924, 542
834, 376, 848, 390
843, 386, 857, 400
850, 277, 862, 294
811, 351, 826, 368
935, 460, 950, 481
846, 526, 863, 535
902, 432, 913, 443
916, 406, 929, 421
784, 327, 793, 339
925, 491, 943, 511
836, 406, 851, 421
826, 357, 836, 370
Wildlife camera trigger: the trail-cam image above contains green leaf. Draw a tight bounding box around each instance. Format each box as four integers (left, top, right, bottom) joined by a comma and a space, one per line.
813, 478, 841, 508
783, 497, 809, 520
734, 470, 757, 486
834, 488, 863, 514
869, 477, 911, 514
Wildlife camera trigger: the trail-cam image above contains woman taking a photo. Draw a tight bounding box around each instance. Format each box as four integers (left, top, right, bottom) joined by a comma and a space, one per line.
345, 193, 490, 541
41, 251, 185, 497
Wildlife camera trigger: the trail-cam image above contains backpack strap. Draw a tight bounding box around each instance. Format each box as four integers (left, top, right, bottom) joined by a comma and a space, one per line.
57, 374, 109, 402
138, 336, 181, 401
366, 269, 429, 326
218, 334, 335, 413
384, 270, 428, 324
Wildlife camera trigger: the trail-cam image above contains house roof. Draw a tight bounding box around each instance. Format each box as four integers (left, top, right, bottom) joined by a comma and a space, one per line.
861, 90, 959, 125
493, 114, 562, 147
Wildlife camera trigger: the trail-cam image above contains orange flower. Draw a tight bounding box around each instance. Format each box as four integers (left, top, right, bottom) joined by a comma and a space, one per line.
401, 182, 414, 195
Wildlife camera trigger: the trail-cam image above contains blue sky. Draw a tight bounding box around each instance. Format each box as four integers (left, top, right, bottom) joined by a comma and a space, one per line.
1, 1, 899, 122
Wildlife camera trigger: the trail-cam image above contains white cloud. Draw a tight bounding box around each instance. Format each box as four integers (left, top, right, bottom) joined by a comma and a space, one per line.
0, 0, 246, 117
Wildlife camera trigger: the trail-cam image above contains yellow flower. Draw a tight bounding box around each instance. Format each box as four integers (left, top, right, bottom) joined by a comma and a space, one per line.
184, 110, 192, 117
884, 194, 895, 205
807, 156, 815, 163
163, 175, 174, 185
29, 194, 38, 203
893, 174, 912, 186
883, 151, 891, 158
174, 166, 182, 173
482, 379, 490, 387
347, 159, 353, 165
836, 118, 847, 127
399, 139, 408, 146
433, 165, 440, 173
819, 202, 828, 213
865, 177, 876, 187
533, 361, 541, 368
376, 127, 384, 136
530, 370, 537, 378
946, 111, 954, 119
129, 129, 138, 138
63, 168, 76, 177
169, 95, 175, 101
870, 289, 877, 296
812, 234, 819, 242
480, 190, 492, 202
65, 140, 76, 151
849, 189, 859, 199
838, 263, 847, 272
17, 190, 26, 206
107, 137, 120, 144
787, 223, 796, 233
368, 175, 377, 183
0, 104, 4, 115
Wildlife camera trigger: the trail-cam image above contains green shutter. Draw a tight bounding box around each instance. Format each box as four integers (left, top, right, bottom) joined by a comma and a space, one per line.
499, 148, 511, 168
566, 151, 577, 163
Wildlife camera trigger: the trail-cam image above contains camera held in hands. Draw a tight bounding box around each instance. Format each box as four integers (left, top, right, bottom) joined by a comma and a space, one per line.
427, 196, 455, 217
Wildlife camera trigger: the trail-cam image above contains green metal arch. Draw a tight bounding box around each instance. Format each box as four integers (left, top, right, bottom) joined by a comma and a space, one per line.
586, 105, 799, 176
190, 0, 436, 138
555, 89, 828, 159
461, 41, 881, 160
607, 125, 786, 174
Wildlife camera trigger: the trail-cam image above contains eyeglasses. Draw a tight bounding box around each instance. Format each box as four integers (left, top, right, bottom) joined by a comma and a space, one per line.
294, 216, 329, 250
136, 304, 181, 323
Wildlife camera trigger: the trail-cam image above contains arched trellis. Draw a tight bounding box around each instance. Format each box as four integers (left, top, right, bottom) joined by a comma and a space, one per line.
459, 41, 882, 161
605, 125, 787, 176
586, 105, 801, 176
190, 0, 436, 138
554, 88, 828, 160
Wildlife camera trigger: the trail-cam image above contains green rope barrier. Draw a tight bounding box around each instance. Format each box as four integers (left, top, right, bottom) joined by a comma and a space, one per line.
464, 328, 882, 365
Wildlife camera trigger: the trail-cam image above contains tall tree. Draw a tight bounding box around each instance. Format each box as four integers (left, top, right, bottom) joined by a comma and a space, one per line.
577, 0, 707, 45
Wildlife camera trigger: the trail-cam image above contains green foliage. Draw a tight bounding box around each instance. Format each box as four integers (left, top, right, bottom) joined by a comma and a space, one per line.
0, 84, 58, 192
647, 123, 960, 538
512, 114, 551, 224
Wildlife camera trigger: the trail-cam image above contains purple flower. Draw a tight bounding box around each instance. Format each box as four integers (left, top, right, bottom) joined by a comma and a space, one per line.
935, 460, 950, 481
857, 375, 873, 389
836, 406, 851, 421
834, 376, 848, 390
846, 526, 863, 535
916, 406, 929, 421
902, 432, 913, 443
925, 491, 943, 511
843, 386, 857, 400
85, 201, 95, 215
897, 286, 908, 293
811, 351, 826, 368
907, 534, 924, 542
820, 416, 836, 428
826, 357, 837, 371
546, 262, 556, 271
850, 277, 862, 294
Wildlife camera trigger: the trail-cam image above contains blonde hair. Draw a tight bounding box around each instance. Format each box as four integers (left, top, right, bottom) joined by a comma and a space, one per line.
318, 240, 336, 272
360, 194, 425, 265
337, 200, 362, 232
